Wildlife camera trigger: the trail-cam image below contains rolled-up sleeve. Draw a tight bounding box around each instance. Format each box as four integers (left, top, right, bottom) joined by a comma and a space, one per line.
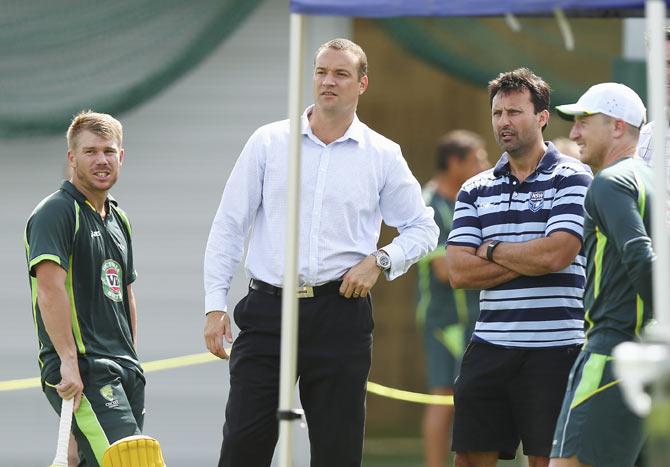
379, 147, 438, 280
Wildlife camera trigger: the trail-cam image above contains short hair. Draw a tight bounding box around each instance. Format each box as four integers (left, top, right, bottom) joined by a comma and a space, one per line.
488, 68, 551, 116
66, 110, 123, 150
436, 130, 485, 171
605, 114, 642, 139
314, 38, 368, 79
594, 113, 641, 140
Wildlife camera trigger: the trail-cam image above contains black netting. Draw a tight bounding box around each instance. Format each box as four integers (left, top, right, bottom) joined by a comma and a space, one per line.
0, 0, 263, 138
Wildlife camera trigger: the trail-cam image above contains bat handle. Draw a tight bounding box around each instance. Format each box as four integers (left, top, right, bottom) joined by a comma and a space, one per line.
52, 397, 74, 466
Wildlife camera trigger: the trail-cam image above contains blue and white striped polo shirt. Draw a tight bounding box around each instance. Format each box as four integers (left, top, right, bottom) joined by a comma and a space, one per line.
447, 143, 593, 348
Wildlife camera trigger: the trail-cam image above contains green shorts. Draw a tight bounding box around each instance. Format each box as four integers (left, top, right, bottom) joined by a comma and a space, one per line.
44, 357, 145, 467
551, 350, 644, 467
423, 321, 464, 389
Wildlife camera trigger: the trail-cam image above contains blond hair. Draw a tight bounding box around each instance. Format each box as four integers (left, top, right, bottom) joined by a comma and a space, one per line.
66, 110, 123, 150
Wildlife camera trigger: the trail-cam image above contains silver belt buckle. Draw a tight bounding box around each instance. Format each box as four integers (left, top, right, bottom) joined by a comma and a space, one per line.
296, 286, 314, 298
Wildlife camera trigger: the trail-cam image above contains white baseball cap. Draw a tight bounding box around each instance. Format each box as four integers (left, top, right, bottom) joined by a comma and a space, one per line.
556, 82, 646, 128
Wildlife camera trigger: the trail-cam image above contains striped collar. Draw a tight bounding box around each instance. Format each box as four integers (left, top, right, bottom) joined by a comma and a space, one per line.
493, 141, 561, 178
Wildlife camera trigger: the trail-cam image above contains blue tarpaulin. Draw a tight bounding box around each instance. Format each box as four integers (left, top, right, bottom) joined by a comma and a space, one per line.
290, 0, 661, 17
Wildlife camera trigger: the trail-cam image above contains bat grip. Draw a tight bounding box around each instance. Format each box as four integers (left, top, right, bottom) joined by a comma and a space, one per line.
52, 397, 74, 466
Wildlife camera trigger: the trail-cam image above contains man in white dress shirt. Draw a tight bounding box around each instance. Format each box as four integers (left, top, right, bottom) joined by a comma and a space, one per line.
636, 26, 670, 173
203, 38, 438, 467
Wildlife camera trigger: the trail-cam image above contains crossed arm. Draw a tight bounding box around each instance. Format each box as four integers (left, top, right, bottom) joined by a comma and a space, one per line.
445, 231, 582, 290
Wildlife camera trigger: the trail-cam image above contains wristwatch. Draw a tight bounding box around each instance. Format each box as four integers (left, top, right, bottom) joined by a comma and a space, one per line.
372, 249, 391, 271
486, 240, 502, 262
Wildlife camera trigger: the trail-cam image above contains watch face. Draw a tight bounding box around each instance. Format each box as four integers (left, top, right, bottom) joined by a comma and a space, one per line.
377, 253, 391, 269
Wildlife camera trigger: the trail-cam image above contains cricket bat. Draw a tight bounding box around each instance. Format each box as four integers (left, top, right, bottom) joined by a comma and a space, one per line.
49, 397, 74, 467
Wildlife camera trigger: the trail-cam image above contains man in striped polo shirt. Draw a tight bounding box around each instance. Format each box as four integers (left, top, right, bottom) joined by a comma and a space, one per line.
550, 83, 653, 467
446, 68, 593, 467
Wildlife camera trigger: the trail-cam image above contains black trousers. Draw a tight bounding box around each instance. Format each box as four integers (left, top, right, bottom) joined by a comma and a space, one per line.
218, 288, 374, 467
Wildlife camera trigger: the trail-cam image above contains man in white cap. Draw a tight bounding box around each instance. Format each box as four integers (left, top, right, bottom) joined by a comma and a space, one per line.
549, 83, 655, 467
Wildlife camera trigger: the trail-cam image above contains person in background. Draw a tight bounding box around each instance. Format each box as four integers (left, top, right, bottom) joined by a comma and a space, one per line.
636, 26, 670, 172
552, 136, 581, 161
417, 130, 490, 467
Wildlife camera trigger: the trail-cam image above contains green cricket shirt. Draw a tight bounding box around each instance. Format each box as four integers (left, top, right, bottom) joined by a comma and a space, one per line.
25, 181, 140, 378
583, 157, 655, 354
416, 187, 479, 355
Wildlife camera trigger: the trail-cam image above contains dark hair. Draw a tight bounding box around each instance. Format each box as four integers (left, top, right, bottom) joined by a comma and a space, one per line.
436, 130, 485, 171
666, 26, 670, 41
488, 67, 551, 115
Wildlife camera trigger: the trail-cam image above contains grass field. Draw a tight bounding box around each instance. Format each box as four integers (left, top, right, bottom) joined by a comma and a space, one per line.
362, 438, 527, 466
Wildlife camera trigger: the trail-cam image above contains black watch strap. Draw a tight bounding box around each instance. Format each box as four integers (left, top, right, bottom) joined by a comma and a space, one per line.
486, 240, 502, 262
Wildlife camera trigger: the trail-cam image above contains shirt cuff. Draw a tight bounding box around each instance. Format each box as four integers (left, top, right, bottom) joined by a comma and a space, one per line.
204, 291, 228, 316
380, 243, 404, 281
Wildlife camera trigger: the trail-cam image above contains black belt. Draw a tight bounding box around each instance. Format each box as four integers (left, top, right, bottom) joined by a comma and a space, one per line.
249, 279, 342, 299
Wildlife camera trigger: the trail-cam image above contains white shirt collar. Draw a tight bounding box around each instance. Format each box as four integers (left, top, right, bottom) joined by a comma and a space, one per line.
300, 105, 364, 145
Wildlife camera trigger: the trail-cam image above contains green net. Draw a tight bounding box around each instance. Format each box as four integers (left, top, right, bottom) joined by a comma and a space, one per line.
0, 0, 263, 138
375, 16, 634, 107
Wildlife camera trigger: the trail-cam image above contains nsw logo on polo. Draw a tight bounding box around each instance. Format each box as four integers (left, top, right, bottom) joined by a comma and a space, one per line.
101, 259, 123, 302
528, 191, 545, 213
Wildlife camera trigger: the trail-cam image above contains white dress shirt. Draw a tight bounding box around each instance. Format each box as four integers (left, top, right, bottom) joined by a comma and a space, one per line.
204, 107, 438, 312
637, 121, 670, 176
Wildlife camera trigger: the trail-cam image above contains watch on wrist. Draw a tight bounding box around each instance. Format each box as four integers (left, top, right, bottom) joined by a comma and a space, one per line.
486, 240, 502, 262
372, 249, 391, 271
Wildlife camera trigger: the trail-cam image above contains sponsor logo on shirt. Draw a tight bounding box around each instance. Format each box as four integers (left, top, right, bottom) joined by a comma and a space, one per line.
90, 230, 102, 238
100, 384, 119, 408
101, 259, 123, 302
528, 191, 544, 212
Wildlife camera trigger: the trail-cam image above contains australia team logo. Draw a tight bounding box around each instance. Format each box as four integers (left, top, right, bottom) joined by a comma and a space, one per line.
100, 384, 114, 401
100, 384, 119, 408
528, 191, 545, 213
101, 259, 123, 302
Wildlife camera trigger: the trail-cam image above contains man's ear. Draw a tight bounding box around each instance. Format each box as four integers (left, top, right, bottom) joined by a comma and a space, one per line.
359, 75, 368, 95
538, 109, 550, 129
612, 119, 627, 138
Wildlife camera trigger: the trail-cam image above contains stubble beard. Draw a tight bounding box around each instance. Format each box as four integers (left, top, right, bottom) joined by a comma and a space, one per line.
496, 135, 523, 158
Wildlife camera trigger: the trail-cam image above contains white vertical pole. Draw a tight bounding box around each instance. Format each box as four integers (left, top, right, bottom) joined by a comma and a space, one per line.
278, 12, 305, 467
645, 0, 670, 338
